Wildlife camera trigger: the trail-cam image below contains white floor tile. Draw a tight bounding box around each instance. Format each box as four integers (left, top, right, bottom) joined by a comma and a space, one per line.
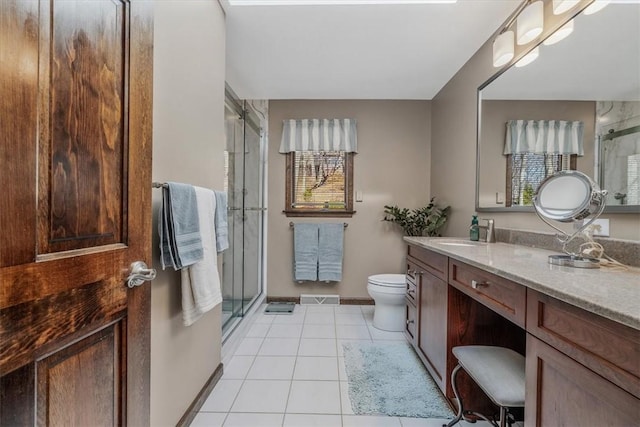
399, 418, 491, 427
343, 415, 402, 427
190, 412, 227, 427
245, 323, 271, 338
222, 356, 255, 380
247, 356, 296, 380
336, 325, 371, 340
338, 357, 347, 381
272, 312, 306, 324
335, 313, 367, 325
298, 338, 337, 357
293, 356, 339, 380
362, 311, 374, 324
302, 324, 336, 339
267, 324, 304, 338
283, 413, 343, 427
305, 312, 335, 324
337, 339, 372, 357
286, 381, 341, 414
234, 337, 264, 356
258, 338, 300, 356
201, 379, 243, 412
360, 305, 375, 315
367, 325, 407, 341
304, 305, 337, 313
339, 381, 354, 415
223, 413, 284, 427
335, 305, 363, 314
230, 380, 291, 413
252, 313, 276, 324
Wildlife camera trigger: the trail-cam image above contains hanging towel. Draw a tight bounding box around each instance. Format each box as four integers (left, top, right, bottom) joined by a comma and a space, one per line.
159, 182, 203, 270
294, 223, 319, 281
318, 223, 344, 282
181, 186, 223, 326
214, 191, 229, 253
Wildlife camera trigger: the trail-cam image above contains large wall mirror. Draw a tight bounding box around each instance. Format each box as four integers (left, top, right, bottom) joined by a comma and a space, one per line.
477, 2, 640, 213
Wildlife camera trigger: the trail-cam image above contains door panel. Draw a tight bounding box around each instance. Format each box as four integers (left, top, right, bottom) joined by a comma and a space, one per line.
0, 0, 153, 425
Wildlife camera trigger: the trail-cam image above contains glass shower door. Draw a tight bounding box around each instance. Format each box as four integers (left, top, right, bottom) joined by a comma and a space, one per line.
222, 96, 265, 334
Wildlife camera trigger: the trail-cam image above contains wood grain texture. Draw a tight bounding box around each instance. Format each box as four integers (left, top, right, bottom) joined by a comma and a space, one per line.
448, 260, 526, 328
38, 0, 127, 254
37, 324, 121, 426
417, 270, 447, 391
525, 334, 640, 427
407, 245, 448, 281
0, 363, 35, 426
0, 0, 39, 267
527, 290, 640, 397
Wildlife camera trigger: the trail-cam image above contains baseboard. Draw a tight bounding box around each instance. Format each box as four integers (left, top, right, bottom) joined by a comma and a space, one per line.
176, 363, 224, 427
266, 296, 374, 305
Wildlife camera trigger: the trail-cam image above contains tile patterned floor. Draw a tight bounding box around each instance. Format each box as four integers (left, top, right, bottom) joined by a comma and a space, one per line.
191, 304, 485, 427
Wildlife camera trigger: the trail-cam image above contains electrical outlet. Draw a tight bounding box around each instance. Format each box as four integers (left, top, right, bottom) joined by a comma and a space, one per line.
589, 219, 610, 237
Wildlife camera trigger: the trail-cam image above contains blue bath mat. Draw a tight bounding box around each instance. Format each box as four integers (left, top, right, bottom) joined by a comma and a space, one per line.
342, 341, 454, 418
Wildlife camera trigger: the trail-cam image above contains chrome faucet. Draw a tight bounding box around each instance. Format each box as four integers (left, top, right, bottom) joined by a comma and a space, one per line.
475, 219, 496, 243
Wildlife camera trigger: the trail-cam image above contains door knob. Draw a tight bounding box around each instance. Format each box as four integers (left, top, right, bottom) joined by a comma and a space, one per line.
127, 261, 157, 288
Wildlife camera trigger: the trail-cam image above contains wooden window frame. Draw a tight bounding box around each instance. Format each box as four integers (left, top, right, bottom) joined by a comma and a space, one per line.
505, 153, 577, 207
284, 151, 355, 217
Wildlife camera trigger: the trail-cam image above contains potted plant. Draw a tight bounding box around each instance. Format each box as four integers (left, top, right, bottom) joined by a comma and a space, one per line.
383, 198, 450, 236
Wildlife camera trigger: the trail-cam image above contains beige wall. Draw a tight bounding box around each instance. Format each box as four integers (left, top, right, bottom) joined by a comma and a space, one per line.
151, 2, 226, 425
479, 100, 595, 208
268, 100, 431, 299
431, 35, 640, 240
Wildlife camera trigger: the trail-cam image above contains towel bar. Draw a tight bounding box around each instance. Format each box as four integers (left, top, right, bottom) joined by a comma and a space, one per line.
289, 222, 347, 228
152, 181, 168, 188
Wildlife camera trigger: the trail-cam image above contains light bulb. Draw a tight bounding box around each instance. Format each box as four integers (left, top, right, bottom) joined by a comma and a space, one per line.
543, 20, 574, 45
552, 0, 579, 14
516, 47, 540, 67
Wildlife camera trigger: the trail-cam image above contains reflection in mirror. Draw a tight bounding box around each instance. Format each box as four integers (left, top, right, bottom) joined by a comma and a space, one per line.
533, 170, 607, 269
477, 2, 640, 212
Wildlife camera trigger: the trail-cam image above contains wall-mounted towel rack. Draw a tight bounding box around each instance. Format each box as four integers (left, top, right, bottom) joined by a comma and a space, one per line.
152, 181, 168, 188
289, 222, 348, 228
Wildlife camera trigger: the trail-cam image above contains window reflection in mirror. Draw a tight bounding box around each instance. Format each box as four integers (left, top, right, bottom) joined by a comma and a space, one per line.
477, 3, 640, 212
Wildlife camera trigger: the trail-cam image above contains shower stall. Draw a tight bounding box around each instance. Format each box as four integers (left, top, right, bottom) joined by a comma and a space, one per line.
222, 88, 266, 336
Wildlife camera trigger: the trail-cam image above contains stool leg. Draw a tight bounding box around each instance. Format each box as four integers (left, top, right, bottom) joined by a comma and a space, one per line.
499, 406, 507, 427
444, 365, 464, 427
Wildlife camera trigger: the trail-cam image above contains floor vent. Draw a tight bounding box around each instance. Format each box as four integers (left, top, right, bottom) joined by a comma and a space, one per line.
300, 294, 340, 305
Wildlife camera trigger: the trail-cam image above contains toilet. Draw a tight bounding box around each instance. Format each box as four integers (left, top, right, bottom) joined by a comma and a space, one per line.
367, 274, 407, 332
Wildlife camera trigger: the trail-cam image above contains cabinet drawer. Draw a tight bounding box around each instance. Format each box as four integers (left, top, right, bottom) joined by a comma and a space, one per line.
406, 280, 417, 304
449, 260, 526, 328
407, 245, 447, 281
405, 302, 417, 343
527, 290, 640, 397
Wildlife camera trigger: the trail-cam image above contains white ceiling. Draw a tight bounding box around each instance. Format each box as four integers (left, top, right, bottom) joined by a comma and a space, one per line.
223, 1, 520, 100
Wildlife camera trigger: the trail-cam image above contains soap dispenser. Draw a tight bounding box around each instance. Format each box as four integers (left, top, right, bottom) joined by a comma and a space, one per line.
470, 214, 479, 241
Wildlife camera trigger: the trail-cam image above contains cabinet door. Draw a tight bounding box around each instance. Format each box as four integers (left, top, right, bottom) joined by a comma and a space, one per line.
526, 334, 640, 426
417, 271, 447, 392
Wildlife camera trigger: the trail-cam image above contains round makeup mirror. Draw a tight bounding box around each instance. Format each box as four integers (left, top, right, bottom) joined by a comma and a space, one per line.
533, 171, 607, 268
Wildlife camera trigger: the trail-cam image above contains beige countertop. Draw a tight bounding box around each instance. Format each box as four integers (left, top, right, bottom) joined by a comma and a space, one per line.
404, 237, 640, 331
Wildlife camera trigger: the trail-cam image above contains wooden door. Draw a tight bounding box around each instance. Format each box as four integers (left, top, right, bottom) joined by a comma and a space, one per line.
0, 1, 153, 425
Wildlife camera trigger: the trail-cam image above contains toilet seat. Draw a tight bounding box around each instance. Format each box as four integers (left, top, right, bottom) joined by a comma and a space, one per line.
368, 274, 405, 288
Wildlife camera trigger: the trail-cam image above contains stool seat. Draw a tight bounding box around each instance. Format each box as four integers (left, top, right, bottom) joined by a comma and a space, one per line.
452, 346, 525, 408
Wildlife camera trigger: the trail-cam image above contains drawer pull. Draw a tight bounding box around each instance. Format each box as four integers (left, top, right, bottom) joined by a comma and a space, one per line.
407, 288, 416, 295
407, 269, 424, 276
406, 319, 415, 325
471, 280, 489, 289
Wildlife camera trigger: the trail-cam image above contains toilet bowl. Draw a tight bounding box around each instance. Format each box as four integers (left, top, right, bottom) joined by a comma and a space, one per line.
367, 274, 406, 332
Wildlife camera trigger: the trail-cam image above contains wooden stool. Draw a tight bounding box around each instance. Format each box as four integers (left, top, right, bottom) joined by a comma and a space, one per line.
445, 346, 525, 427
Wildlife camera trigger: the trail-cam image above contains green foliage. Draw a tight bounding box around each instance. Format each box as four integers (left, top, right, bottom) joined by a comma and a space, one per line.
522, 184, 535, 206
383, 198, 451, 237
303, 188, 313, 201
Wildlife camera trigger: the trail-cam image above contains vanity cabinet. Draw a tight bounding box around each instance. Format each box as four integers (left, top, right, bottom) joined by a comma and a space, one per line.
406, 246, 448, 393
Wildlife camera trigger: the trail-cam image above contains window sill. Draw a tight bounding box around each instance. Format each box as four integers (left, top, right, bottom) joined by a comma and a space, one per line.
283, 210, 356, 218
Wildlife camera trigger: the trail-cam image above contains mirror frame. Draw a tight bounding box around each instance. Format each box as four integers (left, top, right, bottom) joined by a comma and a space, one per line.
475, 0, 640, 214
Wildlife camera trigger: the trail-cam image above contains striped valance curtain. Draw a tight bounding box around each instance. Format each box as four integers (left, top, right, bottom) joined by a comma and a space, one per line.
279, 119, 357, 153
504, 120, 584, 155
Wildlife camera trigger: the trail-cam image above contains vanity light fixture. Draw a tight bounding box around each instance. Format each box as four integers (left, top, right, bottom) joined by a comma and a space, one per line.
517, 0, 544, 45
515, 46, 539, 67
584, 0, 610, 15
552, 0, 580, 14
493, 31, 515, 67
227, 0, 457, 5
543, 19, 574, 45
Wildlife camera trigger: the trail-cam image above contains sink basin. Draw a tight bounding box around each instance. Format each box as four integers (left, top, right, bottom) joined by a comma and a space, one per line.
434, 239, 487, 247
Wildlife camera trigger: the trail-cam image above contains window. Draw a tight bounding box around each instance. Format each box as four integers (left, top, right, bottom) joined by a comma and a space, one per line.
506, 153, 576, 207
285, 150, 354, 217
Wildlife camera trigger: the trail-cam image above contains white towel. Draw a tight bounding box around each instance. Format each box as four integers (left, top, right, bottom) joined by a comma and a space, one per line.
181, 186, 223, 326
